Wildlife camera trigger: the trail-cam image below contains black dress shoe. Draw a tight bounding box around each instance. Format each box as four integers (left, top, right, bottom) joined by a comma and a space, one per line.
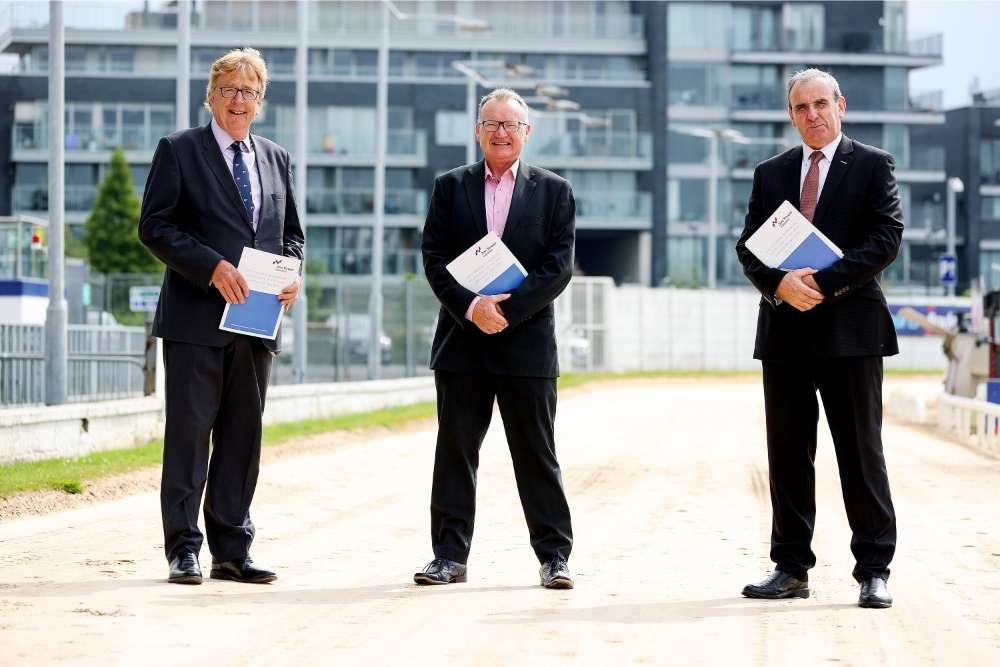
413, 558, 467, 585
168, 551, 202, 585
858, 576, 892, 608
742, 570, 809, 599
540, 558, 574, 589
210, 556, 277, 584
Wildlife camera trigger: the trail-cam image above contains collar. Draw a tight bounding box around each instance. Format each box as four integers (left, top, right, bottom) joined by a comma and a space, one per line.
211, 117, 251, 153
801, 133, 842, 163
485, 159, 519, 183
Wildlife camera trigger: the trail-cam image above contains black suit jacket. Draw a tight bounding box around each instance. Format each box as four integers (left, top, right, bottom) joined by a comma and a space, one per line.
735, 136, 903, 361
421, 160, 575, 378
138, 123, 304, 354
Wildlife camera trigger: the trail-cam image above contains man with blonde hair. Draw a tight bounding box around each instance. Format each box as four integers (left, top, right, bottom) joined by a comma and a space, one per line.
416, 88, 576, 589
140, 47, 304, 585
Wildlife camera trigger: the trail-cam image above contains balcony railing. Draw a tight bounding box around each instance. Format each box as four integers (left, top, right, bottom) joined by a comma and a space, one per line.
306, 189, 427, 217
576, 192, 651, 220
527, 132, 652, 161
905, 146, 945, 172
306, 249, 421, 276
14, 123, 171, 153
4, 1, 178, 32
12, 184, 111, 213
4, 1, 643, 41
273, 129, 426, 161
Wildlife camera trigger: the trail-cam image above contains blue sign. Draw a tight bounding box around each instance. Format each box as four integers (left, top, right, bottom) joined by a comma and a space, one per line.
939, 254, 957, 286
888, 303, 970, 336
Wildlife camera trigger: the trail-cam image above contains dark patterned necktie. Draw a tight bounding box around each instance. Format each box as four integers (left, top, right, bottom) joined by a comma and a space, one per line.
231, 141, 255, 225
799, 150, 823, 222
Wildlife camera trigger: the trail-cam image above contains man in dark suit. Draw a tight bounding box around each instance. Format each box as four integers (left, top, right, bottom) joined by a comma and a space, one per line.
415, 88, 575, 589
735, 69, 902, 608
139, 48, 304, 585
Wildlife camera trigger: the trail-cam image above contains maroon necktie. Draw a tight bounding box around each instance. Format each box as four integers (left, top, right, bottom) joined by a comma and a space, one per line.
799, 150, 824, 222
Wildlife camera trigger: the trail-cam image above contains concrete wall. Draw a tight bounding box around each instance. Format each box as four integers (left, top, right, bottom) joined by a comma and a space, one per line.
0, 376, 435, 465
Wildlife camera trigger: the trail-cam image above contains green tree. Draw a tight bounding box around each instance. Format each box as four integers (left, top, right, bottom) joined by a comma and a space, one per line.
85, 148, 158, 274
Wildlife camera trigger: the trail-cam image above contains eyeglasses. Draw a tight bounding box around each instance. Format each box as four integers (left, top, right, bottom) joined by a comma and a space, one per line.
216, 86, 262, 101
478, 119, 527, 132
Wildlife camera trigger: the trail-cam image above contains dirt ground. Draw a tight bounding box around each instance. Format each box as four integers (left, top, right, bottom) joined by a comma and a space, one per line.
0, 377, 998, 666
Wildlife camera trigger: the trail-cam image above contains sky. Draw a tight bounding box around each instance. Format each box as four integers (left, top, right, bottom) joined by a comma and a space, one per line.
908, 0, 1000, 109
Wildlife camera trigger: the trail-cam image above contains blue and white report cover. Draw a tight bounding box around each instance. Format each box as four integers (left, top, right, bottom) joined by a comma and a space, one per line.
446, 232, 527, 296
219, 247, 301, 340
745, 200, 843, 270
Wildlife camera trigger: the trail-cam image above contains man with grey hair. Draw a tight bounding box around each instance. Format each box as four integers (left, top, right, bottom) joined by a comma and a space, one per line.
416, 88, 576, 589
140, 48, 304, 586
735, 68, 902, 608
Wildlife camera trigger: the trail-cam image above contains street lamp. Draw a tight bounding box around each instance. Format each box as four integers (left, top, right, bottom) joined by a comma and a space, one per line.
369, 1, 489, 380
673, 127, 790, 288
946, 176, 964, 296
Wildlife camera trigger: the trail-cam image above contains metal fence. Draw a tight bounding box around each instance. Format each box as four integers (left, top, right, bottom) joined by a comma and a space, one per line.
0, 322, 146, 406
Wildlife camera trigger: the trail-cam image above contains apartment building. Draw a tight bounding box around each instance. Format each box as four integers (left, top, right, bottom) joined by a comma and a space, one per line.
0, 0, 945, 289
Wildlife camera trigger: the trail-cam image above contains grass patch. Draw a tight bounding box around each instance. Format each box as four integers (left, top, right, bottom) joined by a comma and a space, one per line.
4, 367, 918, 500
0, 402, 439, 500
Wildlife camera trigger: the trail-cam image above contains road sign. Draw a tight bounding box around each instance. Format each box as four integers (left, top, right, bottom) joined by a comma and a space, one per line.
129, 285, 160, 313
939, 254, 957, 286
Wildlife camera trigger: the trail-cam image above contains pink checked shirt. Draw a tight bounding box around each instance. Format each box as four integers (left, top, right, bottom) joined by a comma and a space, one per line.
465, 161, 519, 321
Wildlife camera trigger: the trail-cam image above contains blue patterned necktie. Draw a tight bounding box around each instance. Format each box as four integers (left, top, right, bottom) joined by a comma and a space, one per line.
230, 140, 255, 226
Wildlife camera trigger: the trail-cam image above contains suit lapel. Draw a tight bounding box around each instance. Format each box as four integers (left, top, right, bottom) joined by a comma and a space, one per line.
200, 123, 253, 231
499, 163, 537, 240
254, 136, 275, 233
463, 160, 488, 236
783, 145, 803, 209
812, 136, 855, 228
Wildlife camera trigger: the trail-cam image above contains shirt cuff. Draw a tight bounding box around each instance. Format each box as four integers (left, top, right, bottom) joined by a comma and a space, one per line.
465, 296, 482, 321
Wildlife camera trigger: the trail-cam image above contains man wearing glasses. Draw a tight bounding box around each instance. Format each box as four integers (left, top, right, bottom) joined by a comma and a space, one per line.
416, 88, 576, 589
139, 48, 304, 585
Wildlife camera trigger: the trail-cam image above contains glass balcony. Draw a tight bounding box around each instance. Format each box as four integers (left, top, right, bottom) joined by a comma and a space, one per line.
306, 249, 421, 276
13, 123, 170, 153
3, 1, 178, 32
527, 132, 652, 161
12, 185, 105, 213
306, 189, 427, 217
576, 192, 651, 221
275, 129, 427, 161
905, 146, 945, 172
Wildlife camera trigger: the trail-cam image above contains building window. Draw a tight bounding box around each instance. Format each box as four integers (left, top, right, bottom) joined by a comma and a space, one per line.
884, 67, 908, 111
782, 3, 824, 52
668, 63, 726, 106
981, 140, 1000, 183
667, 237, 706, 286
732, 4, 779, 52
668, 179, 708, 223
435, 111, 470, 146
983, 197, 1000, 221
668, 2, 729, 51
730, 64, 781, 110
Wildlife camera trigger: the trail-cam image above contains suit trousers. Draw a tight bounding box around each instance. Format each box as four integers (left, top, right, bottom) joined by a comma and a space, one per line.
762, 356, 896, 582
430, 370, 573, 565
161, 336, 272, 563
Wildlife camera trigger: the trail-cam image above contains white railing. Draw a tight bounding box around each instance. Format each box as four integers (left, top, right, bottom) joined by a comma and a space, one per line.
937, 394, 1000, 459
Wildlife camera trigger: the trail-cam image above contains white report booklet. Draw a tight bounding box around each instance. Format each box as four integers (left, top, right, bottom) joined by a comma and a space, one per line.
219, 247, 301, 339
745, 200, 843, 270
446, 232, 528, 295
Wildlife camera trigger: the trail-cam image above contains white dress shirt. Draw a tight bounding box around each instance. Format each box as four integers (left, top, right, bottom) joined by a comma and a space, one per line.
211, 118, 261, 230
